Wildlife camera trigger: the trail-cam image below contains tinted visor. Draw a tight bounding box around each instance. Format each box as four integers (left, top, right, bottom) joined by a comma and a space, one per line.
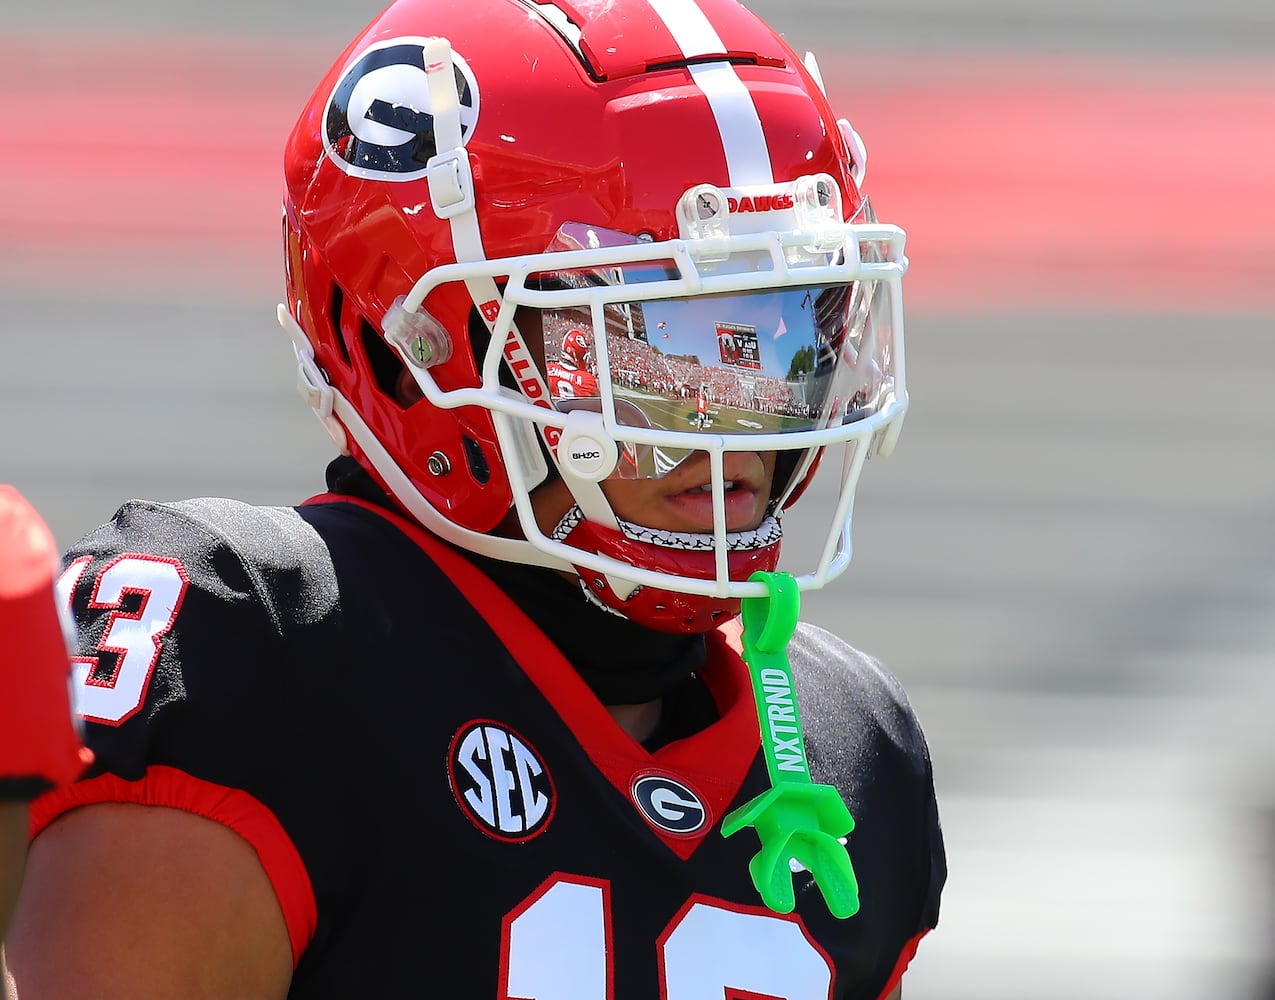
526, 224, 895, 479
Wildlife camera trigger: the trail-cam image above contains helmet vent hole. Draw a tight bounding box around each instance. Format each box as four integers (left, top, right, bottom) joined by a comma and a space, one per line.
462, 435, 491, 484
328, 284, 352, 367
359, 319, 410, 406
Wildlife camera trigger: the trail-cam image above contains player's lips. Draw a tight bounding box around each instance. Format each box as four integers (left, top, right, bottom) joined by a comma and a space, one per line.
658, 453, 771, 532
665, 484, 765, 532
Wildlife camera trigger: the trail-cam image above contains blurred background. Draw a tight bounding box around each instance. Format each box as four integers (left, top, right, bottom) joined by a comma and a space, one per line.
3, 1, 1273, 996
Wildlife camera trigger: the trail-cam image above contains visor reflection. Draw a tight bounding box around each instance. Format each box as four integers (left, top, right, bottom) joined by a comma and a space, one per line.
530, 226, 894, 480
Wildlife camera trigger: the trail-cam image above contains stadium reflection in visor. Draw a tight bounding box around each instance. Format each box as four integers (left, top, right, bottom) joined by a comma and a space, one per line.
532, 225, 893, 480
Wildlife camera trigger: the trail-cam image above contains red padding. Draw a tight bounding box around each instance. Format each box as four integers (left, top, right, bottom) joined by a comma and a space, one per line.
30, 765, 317, 967
0, 485, 91, 788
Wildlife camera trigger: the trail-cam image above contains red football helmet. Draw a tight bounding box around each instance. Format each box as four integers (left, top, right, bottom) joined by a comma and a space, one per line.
280, 0, 908, 631
559, 329, 592, 369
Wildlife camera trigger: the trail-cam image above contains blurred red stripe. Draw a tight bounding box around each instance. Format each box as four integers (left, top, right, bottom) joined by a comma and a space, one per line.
825, 56, 1275, 312
3, 37, 1271, 311
0, 36, 316, 299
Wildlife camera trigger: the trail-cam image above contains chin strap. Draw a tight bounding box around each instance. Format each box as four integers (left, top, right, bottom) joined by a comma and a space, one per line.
550, 505, 782, 552
721, 570, 861, 919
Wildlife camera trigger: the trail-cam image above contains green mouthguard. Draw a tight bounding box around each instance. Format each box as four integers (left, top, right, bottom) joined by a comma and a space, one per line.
720, 570, 861, 919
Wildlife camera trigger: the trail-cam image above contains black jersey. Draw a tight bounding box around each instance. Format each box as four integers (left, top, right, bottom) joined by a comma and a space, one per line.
35, 492, 944, 999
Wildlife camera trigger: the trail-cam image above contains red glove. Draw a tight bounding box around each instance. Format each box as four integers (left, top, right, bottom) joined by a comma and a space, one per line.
0, 486, 90, 796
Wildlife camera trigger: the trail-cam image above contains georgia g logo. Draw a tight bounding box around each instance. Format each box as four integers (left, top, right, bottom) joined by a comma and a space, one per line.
324, 36, 480, 182
448, 721, 555, 842
631, 773, 708, 836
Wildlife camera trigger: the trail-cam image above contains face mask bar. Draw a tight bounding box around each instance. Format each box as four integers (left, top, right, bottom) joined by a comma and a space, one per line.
384, 197, 908, 600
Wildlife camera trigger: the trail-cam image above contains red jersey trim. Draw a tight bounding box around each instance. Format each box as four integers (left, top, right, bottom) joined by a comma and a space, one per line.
877, 929, 929, 999
29, 765, 317, 968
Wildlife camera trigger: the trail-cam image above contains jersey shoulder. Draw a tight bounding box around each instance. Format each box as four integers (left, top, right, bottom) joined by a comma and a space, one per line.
789, 621, 946, 934
789, 622, 931, 767
64, 496, 336, 622
60, 497, 342, 755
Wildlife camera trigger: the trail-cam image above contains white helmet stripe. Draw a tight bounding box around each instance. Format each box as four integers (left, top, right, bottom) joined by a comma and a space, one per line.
688, 62, 774, 185
645, 0, 774, 186
645, 0, 725, 55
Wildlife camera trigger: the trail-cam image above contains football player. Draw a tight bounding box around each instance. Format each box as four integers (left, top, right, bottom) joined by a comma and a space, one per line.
0, 487, 88, 942
545, 328, 601, 400
4, 0, 944, 997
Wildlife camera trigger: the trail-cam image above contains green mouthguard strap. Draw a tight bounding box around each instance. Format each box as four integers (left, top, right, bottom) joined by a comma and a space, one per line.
720, 570, 861, 919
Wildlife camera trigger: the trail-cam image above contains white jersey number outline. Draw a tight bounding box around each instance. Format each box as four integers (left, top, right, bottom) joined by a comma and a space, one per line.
501, 875, 834, 999
57, 554, 190, 726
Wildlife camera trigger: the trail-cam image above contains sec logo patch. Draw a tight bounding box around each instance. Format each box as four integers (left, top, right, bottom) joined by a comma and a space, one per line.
631, 773, 708, 836
448, 721, 555, 842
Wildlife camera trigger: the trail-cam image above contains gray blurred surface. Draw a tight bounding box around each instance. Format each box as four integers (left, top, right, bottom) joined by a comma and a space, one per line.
8, 0, 1275, 54
3, 2, 1274, 997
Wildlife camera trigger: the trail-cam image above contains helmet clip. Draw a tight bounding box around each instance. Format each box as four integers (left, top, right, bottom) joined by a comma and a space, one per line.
676, 184, 732, 263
